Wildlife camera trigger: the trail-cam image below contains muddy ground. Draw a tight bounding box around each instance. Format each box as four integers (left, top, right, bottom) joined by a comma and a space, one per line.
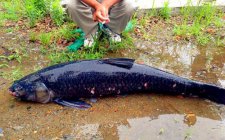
0, 14, 225, 139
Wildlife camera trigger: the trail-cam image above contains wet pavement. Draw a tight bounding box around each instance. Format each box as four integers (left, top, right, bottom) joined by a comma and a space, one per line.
0, 17, 225, 140
1, 41, 225, 139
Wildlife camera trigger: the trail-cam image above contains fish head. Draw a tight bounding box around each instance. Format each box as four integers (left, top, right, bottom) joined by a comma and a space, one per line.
9, 74, 53, 103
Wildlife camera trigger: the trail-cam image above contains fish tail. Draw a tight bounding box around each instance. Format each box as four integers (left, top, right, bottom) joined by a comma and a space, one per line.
198, 84, 225, 104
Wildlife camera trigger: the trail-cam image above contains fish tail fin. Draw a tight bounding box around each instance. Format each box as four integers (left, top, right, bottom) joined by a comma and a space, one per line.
199, 84, 225, 104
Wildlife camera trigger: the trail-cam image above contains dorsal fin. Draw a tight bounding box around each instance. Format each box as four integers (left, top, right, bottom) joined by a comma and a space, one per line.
101, 58, 135, 69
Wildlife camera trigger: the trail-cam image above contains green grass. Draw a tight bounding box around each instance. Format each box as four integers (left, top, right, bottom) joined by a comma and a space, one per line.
173, 1, 224, 46
54, 23, 77, 41
1, 0, 66, 27
0, 68, 24, 81
196, 33, 211, 46
0, 46, 28, 64
29, 32, 38, 42
173, 22, 202, 37
159, 1, 171, 19
39, 32, 52, 46
48, 48, 104, 65
50, 0, 65, 26
1, 0, 25, 21
193, 2, 216, 25
214, 37, 225, 47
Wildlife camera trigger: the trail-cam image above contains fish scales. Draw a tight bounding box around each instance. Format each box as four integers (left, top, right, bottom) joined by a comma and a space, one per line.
8, 58, 225, 108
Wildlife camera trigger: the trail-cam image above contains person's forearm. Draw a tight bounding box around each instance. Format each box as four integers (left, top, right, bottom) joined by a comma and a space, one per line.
102, 0, 121, 8
81, 0, 101, 9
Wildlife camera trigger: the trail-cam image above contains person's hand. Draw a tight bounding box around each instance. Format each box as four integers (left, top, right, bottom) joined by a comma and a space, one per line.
93, 3, 110, 23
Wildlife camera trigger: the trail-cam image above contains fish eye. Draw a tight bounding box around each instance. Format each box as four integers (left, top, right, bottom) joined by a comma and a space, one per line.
15, 85, 23, 91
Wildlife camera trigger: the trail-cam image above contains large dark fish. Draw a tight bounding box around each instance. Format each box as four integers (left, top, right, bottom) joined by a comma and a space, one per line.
8, 58, 225, 108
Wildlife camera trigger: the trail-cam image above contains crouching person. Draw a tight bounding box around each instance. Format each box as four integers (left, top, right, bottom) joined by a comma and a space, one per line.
63, 0, 136, 47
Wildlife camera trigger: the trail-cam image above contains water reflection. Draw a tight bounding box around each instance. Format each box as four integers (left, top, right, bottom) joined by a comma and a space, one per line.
72, 114, 225, 139
117, 114, 225, 140
134, 42, 225, 84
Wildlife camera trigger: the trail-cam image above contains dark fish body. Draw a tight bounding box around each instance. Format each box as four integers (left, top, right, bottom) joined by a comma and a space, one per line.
9, 58, 225, 107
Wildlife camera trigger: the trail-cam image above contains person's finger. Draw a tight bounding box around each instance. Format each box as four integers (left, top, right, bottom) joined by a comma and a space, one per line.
101, 7, 107, 17
96, 11, 109, 21
93, 13, 97, 21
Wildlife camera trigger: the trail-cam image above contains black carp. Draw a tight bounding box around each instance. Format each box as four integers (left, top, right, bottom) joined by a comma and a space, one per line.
9, 58, 225, 108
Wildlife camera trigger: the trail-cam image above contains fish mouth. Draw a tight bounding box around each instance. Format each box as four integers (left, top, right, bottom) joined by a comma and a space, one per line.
8, 89, 20, 97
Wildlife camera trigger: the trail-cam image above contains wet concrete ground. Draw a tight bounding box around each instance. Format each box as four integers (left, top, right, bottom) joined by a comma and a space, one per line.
1, 17, 225, 139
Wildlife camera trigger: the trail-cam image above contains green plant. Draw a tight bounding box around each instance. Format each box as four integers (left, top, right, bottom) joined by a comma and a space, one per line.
214, 37, 225, 47
39, 32, 52, 46
180, 0, 193, 21
25, 1, 42, 27
54, 23, 77, 41
39, 45, 48, 54
1, 68, 24, 81
213, 16, 224, 28
1, 0, 24, 21
146, 0, 157, 17
159, 1, 171, 19
193, 2, 216, 25
0, 49, 23, 63
29, 32, 38, 42
173, 24, 189, 36
33, 0, 47, 15
0, 64, 9, 68
50, 0, 65, 26
173, 22, 202, 37
196, 33, 211, 46
5, 28, 13, 33
189, 22, 202, 36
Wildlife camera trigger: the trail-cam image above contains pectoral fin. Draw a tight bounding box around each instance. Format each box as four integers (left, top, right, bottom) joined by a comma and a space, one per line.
54, 98, 91, 109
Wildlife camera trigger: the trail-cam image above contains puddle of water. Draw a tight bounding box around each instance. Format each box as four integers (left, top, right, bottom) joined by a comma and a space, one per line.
117, 114, 225, 140
110, 42, 225, 83
55, 114, 225, 139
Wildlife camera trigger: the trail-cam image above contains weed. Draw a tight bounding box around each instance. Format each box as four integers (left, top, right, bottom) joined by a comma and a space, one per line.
39, 45, 48, 54
189, 22, 202, 36
0, 53, 21, 63
173, 24, 189, 36
33, 65, 43, 72
39, 32, 52, 46
47, 30, 134, 64
180, 0, 193, 21
159, 1, 171, 19
54, 23, 77, 41
29, 32, 38, 42
213, 15, 225, 28
146, 0, 157, 17
33, 0, 47, 15
5, 28, 13, 33
24, 0, 42, 27
1, 0, 24, 21
50, 0, 65, 26
173, 22, 202, 37
214, 37, 225, 47
139, 16, 148, 27
0, 12, 6, 27
0, 64, 9, 68
193, 2, 216, 25
196, 33, 211, 46
1, 68, 24, 81
0, 47, 28, 63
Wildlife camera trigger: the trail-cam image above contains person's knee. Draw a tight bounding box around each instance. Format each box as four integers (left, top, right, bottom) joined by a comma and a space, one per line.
66, 0, 80, 14
122, 0, 137, 15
